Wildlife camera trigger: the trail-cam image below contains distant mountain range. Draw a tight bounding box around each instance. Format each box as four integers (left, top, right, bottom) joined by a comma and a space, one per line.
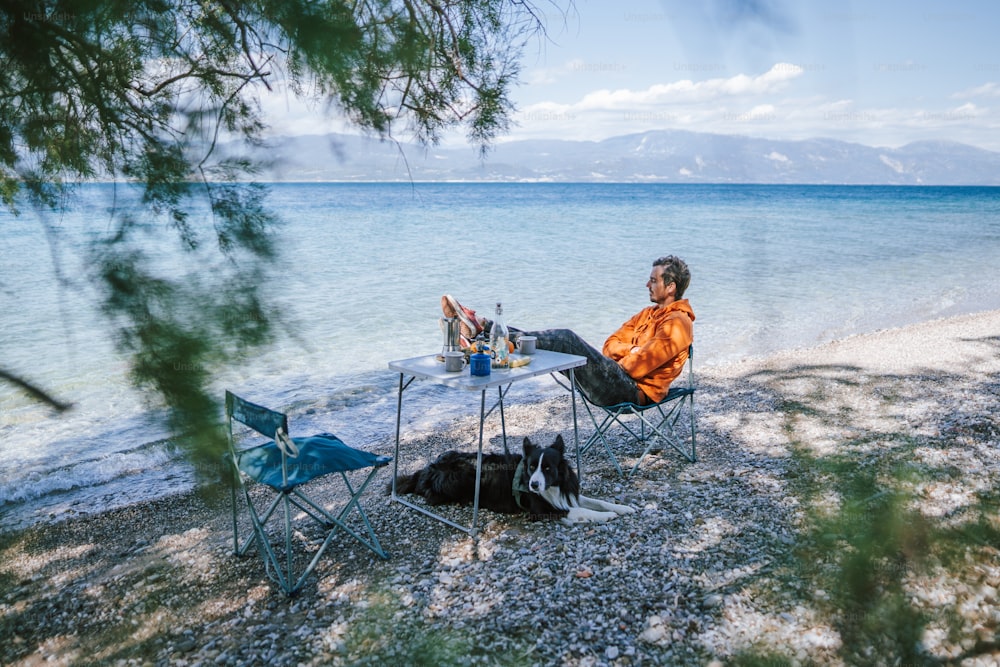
232, 130, 1000, 185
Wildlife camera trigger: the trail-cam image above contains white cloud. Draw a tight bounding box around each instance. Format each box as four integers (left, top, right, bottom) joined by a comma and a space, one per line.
952, 82, 1000, 98
496, 64, 813, 145
766, 151, 789, 162
573, 63, 803, 110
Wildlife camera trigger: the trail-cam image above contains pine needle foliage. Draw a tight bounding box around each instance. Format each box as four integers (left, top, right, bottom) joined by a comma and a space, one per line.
1, 0, 554, 475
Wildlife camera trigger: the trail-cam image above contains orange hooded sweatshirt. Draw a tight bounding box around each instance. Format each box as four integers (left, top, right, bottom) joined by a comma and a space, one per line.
602, 299, 695, 403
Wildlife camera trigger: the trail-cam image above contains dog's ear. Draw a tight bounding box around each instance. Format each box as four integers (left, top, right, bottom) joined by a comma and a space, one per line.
523, 437, 535, 456
552, 434, 565, 453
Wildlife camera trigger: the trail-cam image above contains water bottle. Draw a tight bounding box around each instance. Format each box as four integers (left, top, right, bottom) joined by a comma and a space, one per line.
490, 302, 510, 370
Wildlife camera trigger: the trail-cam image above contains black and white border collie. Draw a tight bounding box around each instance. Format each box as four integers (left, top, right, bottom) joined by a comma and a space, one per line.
393, 435, 635, 524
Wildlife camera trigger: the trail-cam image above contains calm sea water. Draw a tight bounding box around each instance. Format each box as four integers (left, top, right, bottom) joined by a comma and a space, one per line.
3, 183, 1000, 529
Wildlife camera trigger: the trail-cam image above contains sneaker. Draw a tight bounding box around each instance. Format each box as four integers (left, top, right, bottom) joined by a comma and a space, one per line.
441, 295, 484, 345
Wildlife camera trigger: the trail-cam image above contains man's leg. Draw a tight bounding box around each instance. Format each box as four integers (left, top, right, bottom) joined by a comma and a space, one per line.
522, 328, 639, 406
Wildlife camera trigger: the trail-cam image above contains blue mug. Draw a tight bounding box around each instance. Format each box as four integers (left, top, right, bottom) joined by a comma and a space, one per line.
469, 352, 491, 376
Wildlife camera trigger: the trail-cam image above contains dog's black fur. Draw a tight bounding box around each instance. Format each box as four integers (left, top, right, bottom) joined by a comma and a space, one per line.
392, 435, 634, 523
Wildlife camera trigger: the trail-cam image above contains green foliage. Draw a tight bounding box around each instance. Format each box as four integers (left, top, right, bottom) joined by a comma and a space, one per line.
810, 461, 930, 664
1, 1, 550, 476
338, 589, 533, 666
728, 652, 794, 667
728, 365, 1000, 666
781, 433, 937, 666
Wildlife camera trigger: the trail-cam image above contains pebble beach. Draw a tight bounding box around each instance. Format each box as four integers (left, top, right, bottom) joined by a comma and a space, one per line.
2, 309, 999, 666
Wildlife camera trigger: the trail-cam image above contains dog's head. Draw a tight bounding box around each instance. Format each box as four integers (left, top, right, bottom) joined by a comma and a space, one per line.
523, 435, 566, 494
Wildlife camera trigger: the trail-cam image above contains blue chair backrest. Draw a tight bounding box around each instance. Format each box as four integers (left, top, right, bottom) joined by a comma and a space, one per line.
226, 391, 289, 441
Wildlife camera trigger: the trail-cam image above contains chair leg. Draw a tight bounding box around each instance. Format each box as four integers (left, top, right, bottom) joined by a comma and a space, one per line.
284, 467, 390, 593
668, 394, 696, 463
231, 479, 240, 555
629, 410, 663, 477
240, 488, 295, 594
336, 468, 390, 559
574, 381, 696, 476
689, 394, 697, 462
629, 395, 696, 474
289, 467, 390, 560
236, 491, 282, 556
234, 465, 390, 596
283, 494, 295, 594
232, 480, 307, 595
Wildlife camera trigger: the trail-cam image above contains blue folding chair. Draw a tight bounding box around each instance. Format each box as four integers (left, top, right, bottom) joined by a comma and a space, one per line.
580, 345, 696, 476
226, 391, 391, 595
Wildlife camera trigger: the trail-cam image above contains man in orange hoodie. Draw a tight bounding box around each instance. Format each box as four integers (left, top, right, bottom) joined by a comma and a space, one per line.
443, 255, 694, 406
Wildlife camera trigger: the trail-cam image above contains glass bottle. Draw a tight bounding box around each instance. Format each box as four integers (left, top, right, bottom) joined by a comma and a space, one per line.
490, 302, 510, 370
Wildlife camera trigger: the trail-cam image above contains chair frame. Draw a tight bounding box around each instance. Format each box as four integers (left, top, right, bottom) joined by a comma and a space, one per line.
226, 391, 389, 595
579, 345, 696, 476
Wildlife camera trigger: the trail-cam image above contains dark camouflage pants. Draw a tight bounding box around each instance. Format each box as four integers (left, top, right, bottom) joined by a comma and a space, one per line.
519, 328, 640, 406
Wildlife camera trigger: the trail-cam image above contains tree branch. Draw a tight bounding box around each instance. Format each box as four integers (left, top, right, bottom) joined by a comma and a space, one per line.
0, 368, 72, 412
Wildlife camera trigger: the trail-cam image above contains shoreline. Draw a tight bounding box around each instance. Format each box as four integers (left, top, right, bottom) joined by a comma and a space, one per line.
2, 308, 999, 665
708, 306, 1000, 372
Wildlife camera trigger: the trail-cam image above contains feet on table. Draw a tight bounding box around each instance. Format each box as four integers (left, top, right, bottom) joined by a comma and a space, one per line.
441, 295, 486, 347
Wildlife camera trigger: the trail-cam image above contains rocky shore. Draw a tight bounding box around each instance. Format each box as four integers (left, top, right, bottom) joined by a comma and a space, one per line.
2, 310, 999, 666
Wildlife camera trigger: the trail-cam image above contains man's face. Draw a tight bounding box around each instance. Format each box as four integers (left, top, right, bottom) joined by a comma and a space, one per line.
647, 266, 675, 306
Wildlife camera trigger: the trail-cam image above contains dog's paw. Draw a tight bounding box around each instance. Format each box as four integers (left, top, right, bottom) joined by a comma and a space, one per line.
614, 504, 637, 515
564, 508, 618, 524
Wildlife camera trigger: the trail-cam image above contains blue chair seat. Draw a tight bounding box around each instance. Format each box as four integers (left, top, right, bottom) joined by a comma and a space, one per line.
237, 433, 391, 492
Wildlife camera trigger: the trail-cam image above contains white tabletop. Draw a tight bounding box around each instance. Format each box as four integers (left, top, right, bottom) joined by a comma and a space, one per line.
388, 349, 586, 390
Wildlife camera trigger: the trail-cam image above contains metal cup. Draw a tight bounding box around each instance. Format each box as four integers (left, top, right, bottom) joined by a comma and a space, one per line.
444, 350, 466, 372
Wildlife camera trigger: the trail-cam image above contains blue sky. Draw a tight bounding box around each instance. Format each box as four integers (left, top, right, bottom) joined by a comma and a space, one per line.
263, 0, 1000, 151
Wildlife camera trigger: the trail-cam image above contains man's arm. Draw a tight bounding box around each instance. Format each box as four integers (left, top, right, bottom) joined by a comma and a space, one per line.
602, 311, 644, 361
616, 314, 692, 380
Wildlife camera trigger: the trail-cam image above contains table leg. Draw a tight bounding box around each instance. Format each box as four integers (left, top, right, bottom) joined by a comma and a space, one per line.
472, 389, 486, 537
497, 385, 509, 455
392, 372, 404, 500
391, 372, 479, 535
569, 366, 581, 483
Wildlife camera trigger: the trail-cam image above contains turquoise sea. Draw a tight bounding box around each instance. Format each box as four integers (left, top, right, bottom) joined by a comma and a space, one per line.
2, 183, 1000, 529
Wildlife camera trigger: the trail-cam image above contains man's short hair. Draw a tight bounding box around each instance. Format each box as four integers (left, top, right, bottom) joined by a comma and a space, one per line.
653, 255, 690, 298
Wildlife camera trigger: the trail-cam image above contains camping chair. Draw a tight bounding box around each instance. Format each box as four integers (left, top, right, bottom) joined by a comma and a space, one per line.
580, 345, 696, 476
225, 391, 391, 595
